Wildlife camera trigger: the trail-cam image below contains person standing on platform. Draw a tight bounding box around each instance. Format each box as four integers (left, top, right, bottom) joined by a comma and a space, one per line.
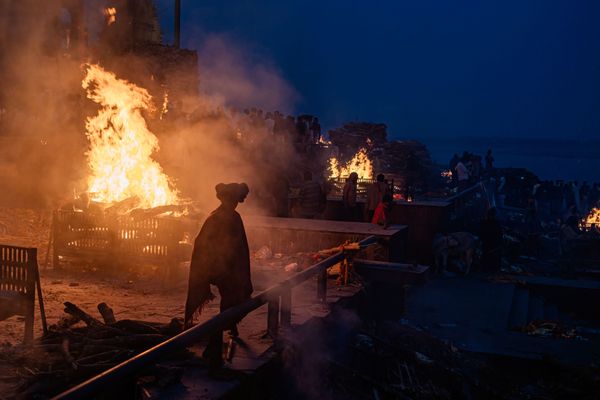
371, 194, 393, 228
366, 173, 389, 222
298, 171, 323, 219
455, 159, 470, 191
343, 172, 359, 221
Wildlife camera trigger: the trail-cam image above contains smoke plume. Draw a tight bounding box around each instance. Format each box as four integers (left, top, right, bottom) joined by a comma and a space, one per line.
0, 0, 301, 215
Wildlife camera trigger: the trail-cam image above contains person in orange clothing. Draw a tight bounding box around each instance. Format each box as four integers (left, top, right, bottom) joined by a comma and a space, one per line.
371, 194, 393, 228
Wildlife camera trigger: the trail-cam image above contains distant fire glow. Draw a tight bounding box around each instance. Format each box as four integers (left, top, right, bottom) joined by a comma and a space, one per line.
104, 7, 117, 26
82, 64, 179, 208
441, 169, 452, 178
328, 148, 373, 179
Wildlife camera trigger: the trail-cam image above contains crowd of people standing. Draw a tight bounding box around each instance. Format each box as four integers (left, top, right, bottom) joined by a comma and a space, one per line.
449, 150, 492, 190
233, 108, 322, 147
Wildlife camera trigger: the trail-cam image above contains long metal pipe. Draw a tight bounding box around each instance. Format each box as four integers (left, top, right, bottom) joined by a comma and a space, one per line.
52, 235, 376, 400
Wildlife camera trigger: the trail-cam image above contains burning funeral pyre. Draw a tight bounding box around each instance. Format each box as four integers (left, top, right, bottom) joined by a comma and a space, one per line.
53, 65, 194, 271
326, 147, 378, 199
82, 63, 179, 209
580, 207, 600, 232
328, 147, 373, 180
324, 122, 438, 200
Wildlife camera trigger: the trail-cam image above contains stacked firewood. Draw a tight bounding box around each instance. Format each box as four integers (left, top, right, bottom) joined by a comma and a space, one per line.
1, 302, 186, 398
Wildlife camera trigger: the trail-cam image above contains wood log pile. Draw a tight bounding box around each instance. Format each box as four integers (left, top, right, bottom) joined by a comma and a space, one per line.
0, 302, 187, 398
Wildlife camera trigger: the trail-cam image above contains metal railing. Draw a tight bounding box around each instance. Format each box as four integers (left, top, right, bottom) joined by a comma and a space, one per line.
52, 235, 378, 400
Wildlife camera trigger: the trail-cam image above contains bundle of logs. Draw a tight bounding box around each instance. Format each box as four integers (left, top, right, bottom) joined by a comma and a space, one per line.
1, 302, 187, 398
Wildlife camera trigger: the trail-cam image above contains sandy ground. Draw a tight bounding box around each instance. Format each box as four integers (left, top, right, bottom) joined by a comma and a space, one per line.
0, 268, 194, 345
0, 208, 290, 345
0, 208, 205, 345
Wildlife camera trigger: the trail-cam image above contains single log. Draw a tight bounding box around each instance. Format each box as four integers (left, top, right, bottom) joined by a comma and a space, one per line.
63, 302, 104, 328
78, 344, 124, 358
61, 338, 78, 370
104, 196, 141, 215
76, 349, 128, 365
111, 319, 160, 334
129, 204, 185, 221
97, 303, 117, 324
51, 315, 81, 331
86, 334, 167, 348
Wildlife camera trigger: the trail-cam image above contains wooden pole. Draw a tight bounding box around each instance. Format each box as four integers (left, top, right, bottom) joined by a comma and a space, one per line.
174, 0, 181, 48
33, 250, 48, 335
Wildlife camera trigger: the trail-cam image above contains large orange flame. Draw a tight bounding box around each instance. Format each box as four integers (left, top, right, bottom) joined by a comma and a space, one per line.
82, 64, 179, 209
328, 148, 373, 179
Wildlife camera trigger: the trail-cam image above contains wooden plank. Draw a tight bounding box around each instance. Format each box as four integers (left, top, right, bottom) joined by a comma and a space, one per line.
245, 216, 407, 238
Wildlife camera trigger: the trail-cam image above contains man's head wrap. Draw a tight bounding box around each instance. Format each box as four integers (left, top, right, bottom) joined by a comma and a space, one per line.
215, 183, 250, 203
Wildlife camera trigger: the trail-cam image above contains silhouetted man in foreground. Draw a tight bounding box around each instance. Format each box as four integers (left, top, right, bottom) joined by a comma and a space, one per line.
184, 183, 253, 370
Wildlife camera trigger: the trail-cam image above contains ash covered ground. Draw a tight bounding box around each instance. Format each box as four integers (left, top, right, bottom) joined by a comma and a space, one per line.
0, 208, 191, 346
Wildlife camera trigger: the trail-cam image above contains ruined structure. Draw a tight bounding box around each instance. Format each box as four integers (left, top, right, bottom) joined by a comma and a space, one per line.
98, 0, 199, 99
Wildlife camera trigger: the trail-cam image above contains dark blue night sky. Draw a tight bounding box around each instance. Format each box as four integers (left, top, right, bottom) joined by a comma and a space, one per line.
155, 0, 600, 141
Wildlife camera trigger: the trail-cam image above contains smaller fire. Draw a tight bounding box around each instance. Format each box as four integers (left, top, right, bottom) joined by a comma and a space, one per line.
318, 136, 332, 145
104, 7, 117, 26
580, 208, 600, 231
441, 169, 453, 184
328, 148, 373, 179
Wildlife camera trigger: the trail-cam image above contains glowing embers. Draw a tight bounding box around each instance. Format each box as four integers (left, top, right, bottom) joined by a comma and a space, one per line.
328, 147, 373, 179
82, 64, 179, 209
